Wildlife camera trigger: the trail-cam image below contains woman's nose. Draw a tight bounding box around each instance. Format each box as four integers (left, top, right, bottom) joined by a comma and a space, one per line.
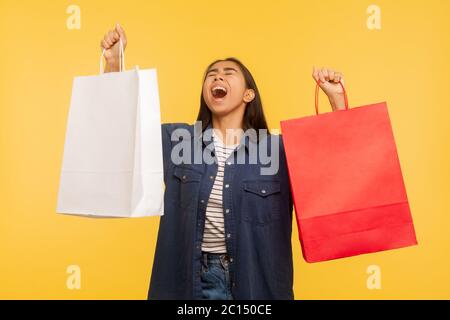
214, 74, 224, 81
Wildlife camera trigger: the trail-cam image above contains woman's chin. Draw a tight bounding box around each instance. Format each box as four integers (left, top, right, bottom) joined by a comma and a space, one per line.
208, 101, 231, 113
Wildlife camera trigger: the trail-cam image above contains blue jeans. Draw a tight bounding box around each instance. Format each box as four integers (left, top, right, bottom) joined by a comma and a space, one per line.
201, 252, 233, 300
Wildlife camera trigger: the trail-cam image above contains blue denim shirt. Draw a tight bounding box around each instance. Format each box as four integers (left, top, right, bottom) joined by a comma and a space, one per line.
148, 122, 294, 300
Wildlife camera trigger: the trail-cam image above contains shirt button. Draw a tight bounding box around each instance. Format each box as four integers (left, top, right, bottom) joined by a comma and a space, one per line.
227, 162, 231, 165
261, 189, 266, 194
200, 199, 205, 204
225, 209, 230, 213
227, 233, 231, 238
225, 184, 229, 188
229, 258, 234, 263
210, 175, 214, 180
182, 175, 187, 180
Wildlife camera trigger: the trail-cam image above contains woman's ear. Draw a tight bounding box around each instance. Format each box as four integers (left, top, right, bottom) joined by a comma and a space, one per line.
243, 89, 255, 103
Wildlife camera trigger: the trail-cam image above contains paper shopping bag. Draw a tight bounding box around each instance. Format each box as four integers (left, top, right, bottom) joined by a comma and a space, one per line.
57, 41, 164, 218
280, 81, 417, 262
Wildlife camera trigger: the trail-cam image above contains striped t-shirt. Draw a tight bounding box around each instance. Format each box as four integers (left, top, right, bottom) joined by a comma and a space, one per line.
201, 130, 239, 253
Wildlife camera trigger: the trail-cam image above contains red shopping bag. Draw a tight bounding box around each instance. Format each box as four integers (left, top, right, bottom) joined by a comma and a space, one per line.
280, 81, 417, 263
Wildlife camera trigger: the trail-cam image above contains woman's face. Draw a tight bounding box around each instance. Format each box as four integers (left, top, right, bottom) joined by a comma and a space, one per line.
202, 60, 255, 116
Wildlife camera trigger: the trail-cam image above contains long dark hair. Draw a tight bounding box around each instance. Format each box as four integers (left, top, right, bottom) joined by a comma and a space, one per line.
196, 57, 270, 138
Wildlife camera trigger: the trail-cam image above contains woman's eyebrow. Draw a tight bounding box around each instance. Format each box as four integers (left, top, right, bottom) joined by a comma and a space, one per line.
206, 67, 238, 74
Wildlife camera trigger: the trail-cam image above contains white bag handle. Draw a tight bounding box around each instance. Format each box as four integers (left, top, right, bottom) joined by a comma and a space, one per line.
99, 37, 125, 74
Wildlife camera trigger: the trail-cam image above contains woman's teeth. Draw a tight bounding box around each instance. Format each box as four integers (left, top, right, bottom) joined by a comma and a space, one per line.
212, 86, 227, 98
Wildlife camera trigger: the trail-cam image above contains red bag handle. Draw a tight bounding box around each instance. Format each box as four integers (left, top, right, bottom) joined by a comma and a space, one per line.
315, 80, 349, 115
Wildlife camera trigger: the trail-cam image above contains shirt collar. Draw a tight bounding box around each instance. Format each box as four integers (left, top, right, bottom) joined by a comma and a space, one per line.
192, 121, 260, 153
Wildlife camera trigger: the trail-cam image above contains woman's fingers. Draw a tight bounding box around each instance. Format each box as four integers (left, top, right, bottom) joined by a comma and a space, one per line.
104, 33, 112, 46
322, 68, 330, 82
100, 39, 108, 50
107, 33, 113, 46
312, 67, 344, 84
109, 30, 119, 42
109, 30, 117, 43
333, 72, 339, 83
99, 23, 128, 62
101, 36, 109, 49
328, 69, 335, 82
312, 66, 327, 83
115, 23, 127, 47
101, 29, 121, 50
312, 66, 320, 83
318, 68, 326, 83
103, 29, 119, 47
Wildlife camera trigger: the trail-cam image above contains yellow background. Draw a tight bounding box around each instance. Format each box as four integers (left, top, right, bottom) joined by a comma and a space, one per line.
1, 0, 449, 299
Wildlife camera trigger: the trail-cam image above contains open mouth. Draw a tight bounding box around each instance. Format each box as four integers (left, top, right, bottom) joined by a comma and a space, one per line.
211, 86, 228, 99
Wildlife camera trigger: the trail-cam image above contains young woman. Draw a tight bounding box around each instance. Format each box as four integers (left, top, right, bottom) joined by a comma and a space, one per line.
101, 24, 346, 300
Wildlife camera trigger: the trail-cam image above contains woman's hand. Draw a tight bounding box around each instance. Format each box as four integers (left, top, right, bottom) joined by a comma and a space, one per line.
100, 23, 127, 73
312, 67, 346, 111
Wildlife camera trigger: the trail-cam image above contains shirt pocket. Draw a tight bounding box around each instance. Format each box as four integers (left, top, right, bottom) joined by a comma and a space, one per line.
173, 165, 203, 209
242, 180, 281, 225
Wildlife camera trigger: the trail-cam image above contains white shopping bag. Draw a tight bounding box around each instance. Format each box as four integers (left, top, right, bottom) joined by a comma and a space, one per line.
57, 39, 164, 218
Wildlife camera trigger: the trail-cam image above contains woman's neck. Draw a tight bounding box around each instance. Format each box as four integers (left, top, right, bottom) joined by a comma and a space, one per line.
211, 113, 244, 146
